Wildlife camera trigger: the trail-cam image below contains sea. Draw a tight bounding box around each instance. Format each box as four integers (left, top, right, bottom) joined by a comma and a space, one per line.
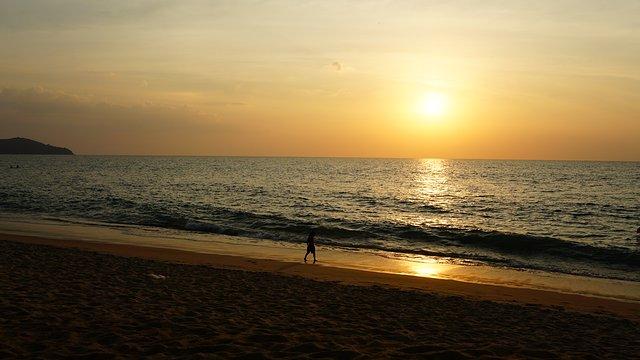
1, 156, 639, 282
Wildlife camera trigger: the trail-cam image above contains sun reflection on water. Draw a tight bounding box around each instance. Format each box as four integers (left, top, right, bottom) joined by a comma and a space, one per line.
416, 158, 449, 196
408, 259, 451, 278
409, 158, 459, 228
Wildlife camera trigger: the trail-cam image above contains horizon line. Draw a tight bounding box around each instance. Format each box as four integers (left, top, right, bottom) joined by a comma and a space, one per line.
9, 153, 638, 162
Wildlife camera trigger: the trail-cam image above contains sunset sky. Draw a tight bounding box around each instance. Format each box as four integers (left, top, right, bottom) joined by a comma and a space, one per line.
1, 1, 639, 160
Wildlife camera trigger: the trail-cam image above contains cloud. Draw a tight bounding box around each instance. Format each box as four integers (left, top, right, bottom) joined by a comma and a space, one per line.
0, 86, 88, 115
0, 86, 230, 142
0, 1, 174, 30
327, 61, 353, 73
0, 86, 252, 154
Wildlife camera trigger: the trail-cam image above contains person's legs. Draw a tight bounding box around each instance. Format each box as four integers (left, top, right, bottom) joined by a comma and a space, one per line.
304, 250, 310, 262
312, 250, 317, 263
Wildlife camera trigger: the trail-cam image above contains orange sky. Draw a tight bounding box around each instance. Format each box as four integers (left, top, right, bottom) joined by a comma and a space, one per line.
1, 1, 639, 160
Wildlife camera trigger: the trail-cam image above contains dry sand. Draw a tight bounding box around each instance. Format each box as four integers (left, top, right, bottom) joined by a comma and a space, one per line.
1, 234, 640, 359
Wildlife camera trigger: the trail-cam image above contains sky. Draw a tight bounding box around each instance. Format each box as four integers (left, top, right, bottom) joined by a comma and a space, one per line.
0, 0, 639, 160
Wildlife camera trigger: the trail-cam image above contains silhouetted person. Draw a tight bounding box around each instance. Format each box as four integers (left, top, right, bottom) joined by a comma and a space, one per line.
304, 229, 317, 263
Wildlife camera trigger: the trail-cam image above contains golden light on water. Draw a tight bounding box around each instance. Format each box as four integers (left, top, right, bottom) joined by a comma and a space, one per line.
418, 92, 449, 117
411, 260, 445, 278
416, 158, 449, 196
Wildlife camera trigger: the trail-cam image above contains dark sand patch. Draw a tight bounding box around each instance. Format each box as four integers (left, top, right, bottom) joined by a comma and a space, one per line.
1, 239, 639, 359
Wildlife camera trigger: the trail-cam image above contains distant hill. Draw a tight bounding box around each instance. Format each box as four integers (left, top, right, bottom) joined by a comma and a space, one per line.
0, 137, 74, 155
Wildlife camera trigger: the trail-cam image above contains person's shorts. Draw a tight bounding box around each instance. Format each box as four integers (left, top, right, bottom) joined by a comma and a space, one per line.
307, 245, 315, 253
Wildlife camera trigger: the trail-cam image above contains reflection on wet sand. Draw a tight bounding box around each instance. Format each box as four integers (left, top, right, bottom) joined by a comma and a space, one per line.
407, 259, 452, 278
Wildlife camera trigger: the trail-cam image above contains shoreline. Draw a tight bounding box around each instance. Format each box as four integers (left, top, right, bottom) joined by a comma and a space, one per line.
2, 215, 640, 303
3, 232, 639, 322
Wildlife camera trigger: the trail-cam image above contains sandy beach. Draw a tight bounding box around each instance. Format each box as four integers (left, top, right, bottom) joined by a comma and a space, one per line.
1, 233, 639, 359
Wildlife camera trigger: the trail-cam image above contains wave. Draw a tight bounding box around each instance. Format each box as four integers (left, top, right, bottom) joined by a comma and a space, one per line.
135, 209, 640, 277
1, 190, 639, 281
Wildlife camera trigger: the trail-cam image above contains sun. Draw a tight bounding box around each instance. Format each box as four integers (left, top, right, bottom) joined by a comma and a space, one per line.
418, 92, 448, 117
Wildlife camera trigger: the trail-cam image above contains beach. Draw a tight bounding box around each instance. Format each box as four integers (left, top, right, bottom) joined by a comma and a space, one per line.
4, 1, 640, 358
2, 233, 639, 359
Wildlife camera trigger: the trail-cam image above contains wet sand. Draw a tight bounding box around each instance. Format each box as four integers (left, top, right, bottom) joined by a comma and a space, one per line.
1, 234, 640, 359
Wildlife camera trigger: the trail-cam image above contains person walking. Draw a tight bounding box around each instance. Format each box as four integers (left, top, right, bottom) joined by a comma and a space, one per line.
304, 229, 317, 263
